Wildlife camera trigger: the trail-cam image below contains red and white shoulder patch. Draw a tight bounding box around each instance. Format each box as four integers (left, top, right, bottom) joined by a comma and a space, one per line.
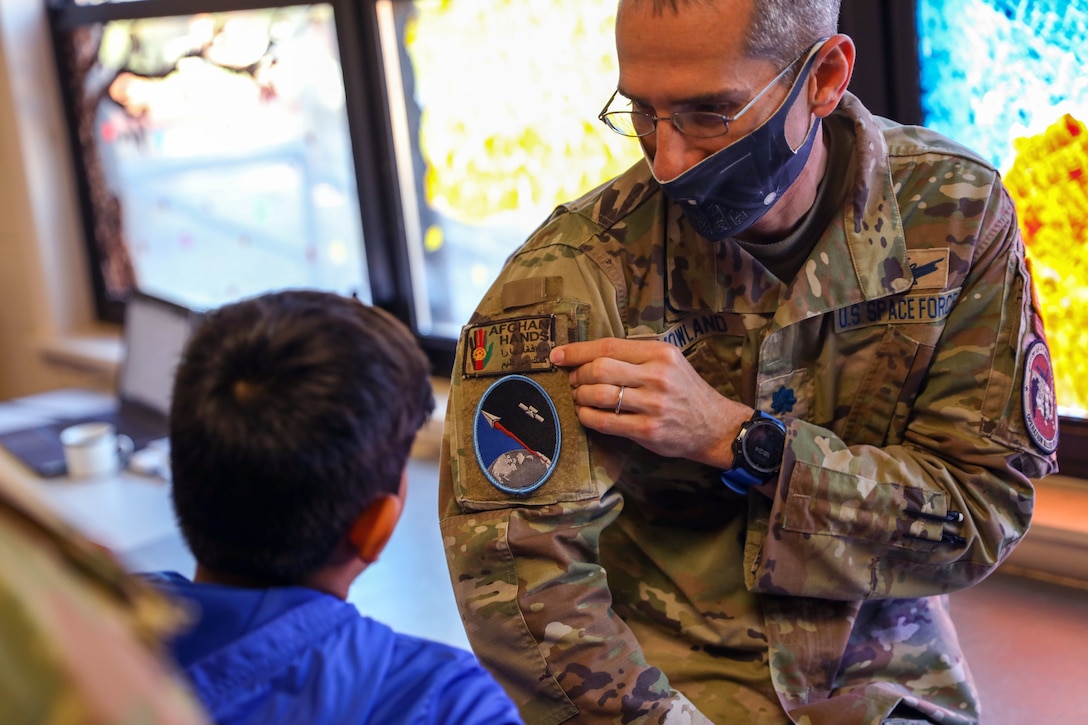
1022, 340, 1059, 454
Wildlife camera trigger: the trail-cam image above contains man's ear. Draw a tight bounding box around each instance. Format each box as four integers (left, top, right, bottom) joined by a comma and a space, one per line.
348, 488, 405, 564
810, 33, 856, 118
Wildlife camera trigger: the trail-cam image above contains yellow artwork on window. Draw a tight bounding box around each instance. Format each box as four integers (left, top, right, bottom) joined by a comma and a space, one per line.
1005, 114, 1088, 416
404, 0, 639, 228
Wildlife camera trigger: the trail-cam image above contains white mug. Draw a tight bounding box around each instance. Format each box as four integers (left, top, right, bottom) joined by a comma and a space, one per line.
59, 422, 134, 479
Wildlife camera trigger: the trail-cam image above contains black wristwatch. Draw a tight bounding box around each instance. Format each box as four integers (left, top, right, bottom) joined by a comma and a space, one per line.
720, 411, 787, 494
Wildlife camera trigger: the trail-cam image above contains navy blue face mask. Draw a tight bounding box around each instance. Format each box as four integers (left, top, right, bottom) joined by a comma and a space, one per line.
650, 47, 824, 242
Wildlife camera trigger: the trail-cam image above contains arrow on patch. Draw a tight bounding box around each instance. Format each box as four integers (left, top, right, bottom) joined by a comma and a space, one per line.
482, 411, 551, 465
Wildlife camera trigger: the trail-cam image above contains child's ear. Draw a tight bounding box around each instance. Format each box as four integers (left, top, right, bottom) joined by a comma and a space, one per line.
348, 492, 404, 564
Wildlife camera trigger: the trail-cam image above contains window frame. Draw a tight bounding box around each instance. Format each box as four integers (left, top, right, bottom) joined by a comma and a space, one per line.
45, 0, 453, 369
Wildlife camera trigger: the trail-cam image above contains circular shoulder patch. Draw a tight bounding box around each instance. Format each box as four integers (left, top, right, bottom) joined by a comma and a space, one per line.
473, 375, 561, 495
1022, 340, 1059, 454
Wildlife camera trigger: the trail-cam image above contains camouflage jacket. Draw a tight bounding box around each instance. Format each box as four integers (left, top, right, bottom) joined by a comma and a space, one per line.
439, 93, 1058, 725
0, 472, 208, 725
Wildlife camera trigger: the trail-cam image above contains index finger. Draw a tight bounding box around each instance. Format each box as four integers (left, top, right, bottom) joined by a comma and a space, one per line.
550, 338, 662, 367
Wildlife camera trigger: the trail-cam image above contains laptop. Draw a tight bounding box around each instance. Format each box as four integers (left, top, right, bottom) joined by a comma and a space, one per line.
0, 292, 201, 477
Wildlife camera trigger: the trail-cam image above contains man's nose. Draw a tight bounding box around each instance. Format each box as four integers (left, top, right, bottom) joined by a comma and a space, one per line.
647, 120, 704, 182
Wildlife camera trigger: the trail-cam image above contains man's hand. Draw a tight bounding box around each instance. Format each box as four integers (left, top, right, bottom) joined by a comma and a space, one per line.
550, 338, 750, 469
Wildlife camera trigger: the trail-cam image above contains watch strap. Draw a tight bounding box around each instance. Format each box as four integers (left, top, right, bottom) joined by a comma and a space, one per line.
720, 465, 764, 495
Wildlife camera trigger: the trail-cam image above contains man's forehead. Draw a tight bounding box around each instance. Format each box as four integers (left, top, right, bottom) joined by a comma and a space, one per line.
614, 0, 759, 92
617, 0, 750, 19
615, 50, 778, 110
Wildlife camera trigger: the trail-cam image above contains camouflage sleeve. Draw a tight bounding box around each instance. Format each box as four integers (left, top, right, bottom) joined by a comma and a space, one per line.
0, 476, 208, 725
746, 180, 1056, 601
440, 215, 712, 725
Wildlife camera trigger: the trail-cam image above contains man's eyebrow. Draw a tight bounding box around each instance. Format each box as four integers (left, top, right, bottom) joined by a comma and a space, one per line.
615, 87, 741, 109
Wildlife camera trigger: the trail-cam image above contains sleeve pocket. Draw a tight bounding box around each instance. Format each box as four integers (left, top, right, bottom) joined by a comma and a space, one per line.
449, 305, 603, 512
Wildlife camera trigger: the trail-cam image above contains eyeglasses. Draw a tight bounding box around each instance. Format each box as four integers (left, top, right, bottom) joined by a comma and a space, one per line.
598, 44, 817, 139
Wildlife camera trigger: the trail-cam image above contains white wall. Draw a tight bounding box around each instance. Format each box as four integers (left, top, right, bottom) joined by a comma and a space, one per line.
0, 0, 117, 398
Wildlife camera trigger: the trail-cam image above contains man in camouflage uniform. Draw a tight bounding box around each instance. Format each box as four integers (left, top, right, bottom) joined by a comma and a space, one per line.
439, 1, 1059, 723
0, 468, 208, 724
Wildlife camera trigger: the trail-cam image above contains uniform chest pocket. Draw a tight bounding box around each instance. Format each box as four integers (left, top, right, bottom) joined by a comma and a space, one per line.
838, 326, 933, 447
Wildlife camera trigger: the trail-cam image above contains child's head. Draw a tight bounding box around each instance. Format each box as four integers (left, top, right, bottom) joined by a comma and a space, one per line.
169, 289, 434, 587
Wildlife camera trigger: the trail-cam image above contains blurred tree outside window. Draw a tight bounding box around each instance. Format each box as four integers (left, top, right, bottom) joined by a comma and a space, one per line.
57, 4, 369, 311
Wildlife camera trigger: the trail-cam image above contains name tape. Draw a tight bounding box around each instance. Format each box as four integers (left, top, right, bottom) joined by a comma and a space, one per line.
834, 288, 961, 332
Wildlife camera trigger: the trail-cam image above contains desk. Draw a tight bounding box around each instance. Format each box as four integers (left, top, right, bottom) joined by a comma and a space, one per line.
0, 398, 193, 574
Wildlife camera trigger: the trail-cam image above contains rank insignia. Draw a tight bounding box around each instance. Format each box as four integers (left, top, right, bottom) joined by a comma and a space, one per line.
771, 385, 797, 414
462, 315, 556, 378
1022, 339, 1059, 454
474, 375, 561, 495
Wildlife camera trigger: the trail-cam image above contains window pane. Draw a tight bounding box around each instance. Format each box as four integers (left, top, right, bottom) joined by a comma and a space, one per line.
379, 0, 643, 339
61, 5, 369, 309
918, 0, 1088, 418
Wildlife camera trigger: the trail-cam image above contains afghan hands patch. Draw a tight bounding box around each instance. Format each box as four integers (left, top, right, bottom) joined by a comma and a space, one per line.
463, 315, 555, 377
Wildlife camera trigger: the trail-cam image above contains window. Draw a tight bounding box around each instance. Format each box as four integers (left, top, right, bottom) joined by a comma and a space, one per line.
918, 0, 1087, 418
48, 1, 374, 313
48, 0, 641, 368
51, 0, 1086, 475
913, 0, 1087, 475
379, 0, 639, 340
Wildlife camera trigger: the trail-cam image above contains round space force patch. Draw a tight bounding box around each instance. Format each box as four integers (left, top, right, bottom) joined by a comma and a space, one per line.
1022, 339, 1059, 454
474, 375, 561, 495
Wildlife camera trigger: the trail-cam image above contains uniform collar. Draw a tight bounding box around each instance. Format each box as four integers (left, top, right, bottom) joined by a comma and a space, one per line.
662, 92, 912, 322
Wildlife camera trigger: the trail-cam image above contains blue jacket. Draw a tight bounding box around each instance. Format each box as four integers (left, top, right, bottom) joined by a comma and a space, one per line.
148, 572, 523, 725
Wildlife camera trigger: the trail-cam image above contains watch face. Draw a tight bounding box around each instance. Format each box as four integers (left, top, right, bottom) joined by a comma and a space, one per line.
742, 419, 785, 474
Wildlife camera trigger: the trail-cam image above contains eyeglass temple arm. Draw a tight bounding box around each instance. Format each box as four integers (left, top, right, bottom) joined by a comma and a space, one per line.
598, 89, 620, 120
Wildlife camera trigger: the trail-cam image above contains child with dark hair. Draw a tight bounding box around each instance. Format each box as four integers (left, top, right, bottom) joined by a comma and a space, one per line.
147, 289, 522, 725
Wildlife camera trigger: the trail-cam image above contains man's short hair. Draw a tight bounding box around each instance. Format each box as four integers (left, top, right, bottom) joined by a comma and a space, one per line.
746, 0, 840, 74
623, 0, 841, 78
169, 289, 435, 585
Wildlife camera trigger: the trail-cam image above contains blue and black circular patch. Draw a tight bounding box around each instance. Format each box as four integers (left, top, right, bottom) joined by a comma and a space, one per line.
473, 375, 561, 495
